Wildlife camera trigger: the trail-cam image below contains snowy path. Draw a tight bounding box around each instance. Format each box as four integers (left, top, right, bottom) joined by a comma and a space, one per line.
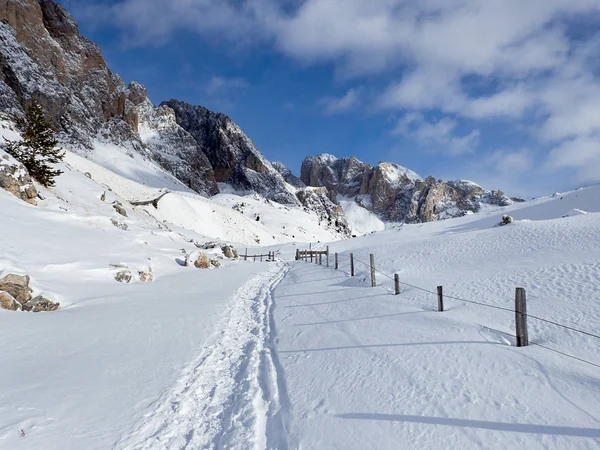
115, 263, 290, 450
273, 260, 600, 450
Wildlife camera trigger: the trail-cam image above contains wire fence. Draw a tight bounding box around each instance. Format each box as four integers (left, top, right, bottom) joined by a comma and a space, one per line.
297, 248, 600, 370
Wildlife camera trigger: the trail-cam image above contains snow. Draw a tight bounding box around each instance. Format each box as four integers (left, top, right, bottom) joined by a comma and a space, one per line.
2, 114, 600, 449
338, 196, 385, 235
273, 185, 600, 449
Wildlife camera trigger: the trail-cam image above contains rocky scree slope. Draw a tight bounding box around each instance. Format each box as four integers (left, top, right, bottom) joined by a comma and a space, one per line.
301, 154, 512, 223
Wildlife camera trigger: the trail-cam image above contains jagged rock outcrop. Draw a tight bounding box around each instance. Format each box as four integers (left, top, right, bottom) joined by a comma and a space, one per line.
0, 147, 37, 204
296, 187, 351, 236
162, 100, 299, 205
136, 93, 219, 196
301, 154, 512, 223
272, 162, 305, 189
0, 0, 143, 149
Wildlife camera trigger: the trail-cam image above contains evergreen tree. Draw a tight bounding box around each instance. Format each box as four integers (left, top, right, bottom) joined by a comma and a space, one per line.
3, 99, 64, 187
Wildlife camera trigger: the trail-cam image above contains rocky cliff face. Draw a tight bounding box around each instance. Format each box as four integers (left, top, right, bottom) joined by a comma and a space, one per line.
163, 100, 299, 205
0, 0, 300, 204
0, 0, 143, 150
296, 187, 351, 236
301, 154, 512, 223
272, 162, 305, 189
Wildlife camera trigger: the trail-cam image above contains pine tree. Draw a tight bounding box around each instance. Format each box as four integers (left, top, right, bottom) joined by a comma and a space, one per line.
3, 99, 64, 187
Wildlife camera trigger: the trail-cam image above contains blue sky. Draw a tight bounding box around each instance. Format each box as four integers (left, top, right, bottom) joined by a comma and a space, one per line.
60, 0, 600, 197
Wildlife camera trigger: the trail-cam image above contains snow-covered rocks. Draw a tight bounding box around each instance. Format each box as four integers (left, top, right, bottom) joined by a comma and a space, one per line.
300, 153, 513, 223
138, 271, 154, 283
0, 149, 37, 205
221, 245, 238, 259
22, 295, 60, 312
0, 273, 59, 312
185, 251, 211, 269
0, 273, 32, 304
501, 215, 515, 225
115, 270, 133, 283
112, 202, 128, 217
0, 291, 21, 311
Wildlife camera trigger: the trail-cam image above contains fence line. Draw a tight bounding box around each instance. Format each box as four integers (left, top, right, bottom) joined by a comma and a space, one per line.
296, 248, 600, 369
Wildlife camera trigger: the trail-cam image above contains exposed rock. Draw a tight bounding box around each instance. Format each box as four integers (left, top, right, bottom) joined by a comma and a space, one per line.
221, 245, 238, 259
272, 161, 305, 189
110, 218, 128, 231
138, 271, 153, 282
100, 191, 106, 201
0, 291, 21, 311
0, 273, 32, 303
163, 100, 299, 205
193, 252, 211, 269
210, 260, 221, 268
0, 149, 37, 204
296, 187, 351, 236
300, 154, 513, 223
136, 99, 218, 196
112, 202, 127, 217
501, 215, 515, 225
115, 270, 132, 283
202, 241, 219, 249
22, 295, 59, 312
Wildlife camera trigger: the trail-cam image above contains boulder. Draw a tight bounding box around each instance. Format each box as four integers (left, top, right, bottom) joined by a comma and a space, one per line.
110, 219, 129, 231
113, 202, 128, 217
221, 245, 238, 259
210, 260, 221, 268
203, 241, 219, 249
501, 215, 515, 225
22, 295, 59, 312
138, 271, 153, 282
194, 252, 211, 269
115, 270, 132, 283
0, 291, 21, 311
0, 273, 32, 303
0, 151, 38, 205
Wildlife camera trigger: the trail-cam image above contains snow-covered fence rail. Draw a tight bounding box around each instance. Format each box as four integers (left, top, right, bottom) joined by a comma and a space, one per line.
242, 250, 277, 262
297, 248, 600, 369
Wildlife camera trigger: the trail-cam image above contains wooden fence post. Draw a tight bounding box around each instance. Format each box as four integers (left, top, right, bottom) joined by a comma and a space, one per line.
326, 246, 330, 267
261, 254, 263, 262
515, 287, 529, 347
350, 253, 355, 276
319, 253, 322, 265
437, 286, 444, 312
311, 251, 313, 263
394, 274, 400, 295
295, 249, 299, 261
253, 255, 256, 262
370, 254, 376, 287
245, 248, 248, 261
335, 253, 338, 270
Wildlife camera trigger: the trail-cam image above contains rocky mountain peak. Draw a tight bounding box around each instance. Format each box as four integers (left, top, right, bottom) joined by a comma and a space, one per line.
162, 99, 299, 205
300, 153, 512, 223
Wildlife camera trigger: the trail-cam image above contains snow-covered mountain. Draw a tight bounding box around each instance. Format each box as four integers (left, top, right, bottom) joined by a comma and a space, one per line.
301, 153, 513, 222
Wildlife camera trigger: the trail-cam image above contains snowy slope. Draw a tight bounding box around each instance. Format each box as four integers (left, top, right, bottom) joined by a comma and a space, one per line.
272, 186, 600, 449
338, 196, 385, 235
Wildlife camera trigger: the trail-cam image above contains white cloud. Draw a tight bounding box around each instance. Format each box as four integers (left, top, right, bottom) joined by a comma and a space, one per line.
76, 0, 600, 188
318, 88, 361, 114
394, 113, 480, 155
205, 76, 249, 95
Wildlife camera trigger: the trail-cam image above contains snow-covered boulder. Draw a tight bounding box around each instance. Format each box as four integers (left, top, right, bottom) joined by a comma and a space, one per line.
0, 291, 21, 311
22, 295, 59, 312
0, 150, 37, 205
0, 273, 32, 304
115, 270, 133, 283
221, 245, 238, 259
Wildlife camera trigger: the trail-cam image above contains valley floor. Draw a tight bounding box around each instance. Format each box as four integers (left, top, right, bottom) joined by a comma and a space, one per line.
2, 153, 600, 449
